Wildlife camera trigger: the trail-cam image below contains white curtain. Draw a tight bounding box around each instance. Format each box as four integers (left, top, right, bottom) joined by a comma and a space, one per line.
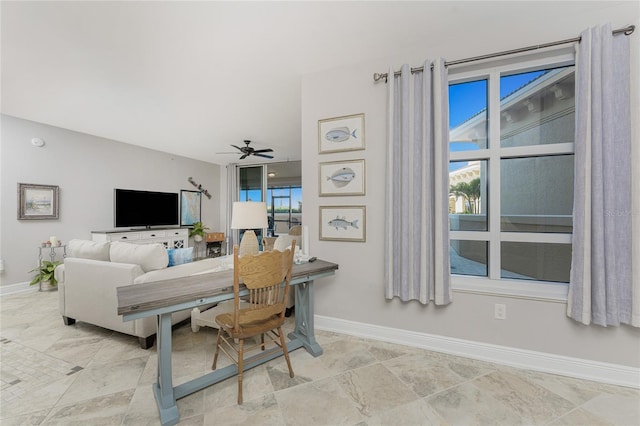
226, 164, 239, 250
568, 23, 637, 327
384, 59, 451, 305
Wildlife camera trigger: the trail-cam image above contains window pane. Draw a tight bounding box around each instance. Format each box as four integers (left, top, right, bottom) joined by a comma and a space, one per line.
501, 242, 571, 283
449, 79, 487, 150
450, 240, 487, 277
501, 155, 573, 233
449, 160, 487, 231
500, 66, 575, 148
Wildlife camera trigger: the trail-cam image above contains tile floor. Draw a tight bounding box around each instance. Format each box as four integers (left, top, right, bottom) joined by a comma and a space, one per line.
1, 290, 639, 425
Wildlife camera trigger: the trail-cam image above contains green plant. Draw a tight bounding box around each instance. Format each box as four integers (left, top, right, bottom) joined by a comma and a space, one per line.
29, 260, 62, 286
189, 221, 209, 238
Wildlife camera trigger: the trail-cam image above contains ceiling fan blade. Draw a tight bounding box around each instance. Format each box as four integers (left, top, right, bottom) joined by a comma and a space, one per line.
239, 154, 249, 160
231, 144, 243, 151
254, 153, 274, 159
252, 148, 274, 153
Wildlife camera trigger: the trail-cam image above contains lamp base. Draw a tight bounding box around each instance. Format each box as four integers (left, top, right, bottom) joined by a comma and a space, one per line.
238, 230, 259, 257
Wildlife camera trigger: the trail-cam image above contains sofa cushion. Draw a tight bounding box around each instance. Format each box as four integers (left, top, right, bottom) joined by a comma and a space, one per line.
167, 247, 193, 267
110, 241, 168, 272
134, 256, 233, 284
68, 239, 110, 261
273, 234, 296, 252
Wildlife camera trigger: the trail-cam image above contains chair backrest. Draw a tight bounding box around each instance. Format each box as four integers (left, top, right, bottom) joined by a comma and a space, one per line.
232, 242, 295, 328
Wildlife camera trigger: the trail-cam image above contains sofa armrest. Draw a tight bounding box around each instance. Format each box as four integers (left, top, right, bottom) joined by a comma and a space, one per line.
61, 258, 144, 334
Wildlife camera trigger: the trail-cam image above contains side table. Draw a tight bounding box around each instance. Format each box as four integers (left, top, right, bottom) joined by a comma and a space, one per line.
37, 245, 67, 291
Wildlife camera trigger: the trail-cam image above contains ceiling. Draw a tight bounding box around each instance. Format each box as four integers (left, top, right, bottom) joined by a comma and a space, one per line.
1, 1, 623, 165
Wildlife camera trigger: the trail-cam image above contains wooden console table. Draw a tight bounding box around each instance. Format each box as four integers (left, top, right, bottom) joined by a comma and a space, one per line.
117, 259, 338, 426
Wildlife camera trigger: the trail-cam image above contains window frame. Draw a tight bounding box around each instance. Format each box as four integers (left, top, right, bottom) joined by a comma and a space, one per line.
448, 48, 575, 301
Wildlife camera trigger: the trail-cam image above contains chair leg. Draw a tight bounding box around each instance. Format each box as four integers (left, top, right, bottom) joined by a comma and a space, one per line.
237, 338, 244, 405
212, 329, 223, 370
278, 327, 294, 378
261, 333, 265, 351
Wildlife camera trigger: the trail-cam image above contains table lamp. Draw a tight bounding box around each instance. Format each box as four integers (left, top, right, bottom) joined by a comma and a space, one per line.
231, 201, 268, 256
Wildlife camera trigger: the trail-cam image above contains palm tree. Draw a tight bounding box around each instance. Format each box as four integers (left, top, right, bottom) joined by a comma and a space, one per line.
450, 178, 481, 214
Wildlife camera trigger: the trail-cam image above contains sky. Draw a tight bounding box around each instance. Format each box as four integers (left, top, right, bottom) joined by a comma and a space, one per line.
448, 69, 545, 171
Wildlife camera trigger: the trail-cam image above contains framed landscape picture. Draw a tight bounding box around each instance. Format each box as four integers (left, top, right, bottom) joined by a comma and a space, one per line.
17, 183, 59, 220
318, 113, 365, 154
319, 159, 365, 196
180, 190, 201, 226
319, 205, 366, 242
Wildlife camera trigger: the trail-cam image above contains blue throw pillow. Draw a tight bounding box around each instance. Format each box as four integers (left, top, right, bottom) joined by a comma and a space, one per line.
167, 247, 193, 267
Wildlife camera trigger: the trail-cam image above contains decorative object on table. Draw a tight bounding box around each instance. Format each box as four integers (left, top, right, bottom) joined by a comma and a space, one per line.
188, 221, 209, 242
318, 113, 365, 154
187, 177, 212, 199
231, 201, 268, 256
319, 159, 366, 196
180, 190, 201, 226
29, 260, 62, 290
319, 205, 366, 242
205, 232, 225, 257
212, 243, 296, 404
17, 183, 59, 220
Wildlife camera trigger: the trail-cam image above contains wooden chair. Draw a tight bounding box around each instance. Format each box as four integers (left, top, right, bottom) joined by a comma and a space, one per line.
212, 242, 296, 404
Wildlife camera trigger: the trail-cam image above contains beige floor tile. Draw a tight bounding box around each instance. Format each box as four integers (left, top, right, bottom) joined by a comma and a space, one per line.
41, 389, 134, 425
56, 357, 146, 406
472, 370, 576, 424
203, 365, 274, 409
549, 407, 614, 426
426, 381, 524, 425
580, 392, 640, 425
275, 377, 364, 426
383, 351, 470, 397
336, 363, 420, 418
203, 393, 283, 426
366, 398, 447, 426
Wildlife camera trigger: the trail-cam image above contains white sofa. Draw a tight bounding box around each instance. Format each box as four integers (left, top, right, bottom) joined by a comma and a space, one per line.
57, 239, 231, 349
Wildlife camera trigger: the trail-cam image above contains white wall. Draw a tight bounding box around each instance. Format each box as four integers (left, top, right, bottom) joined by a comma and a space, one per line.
301, 5, 640, 367
0, 114, 221, 287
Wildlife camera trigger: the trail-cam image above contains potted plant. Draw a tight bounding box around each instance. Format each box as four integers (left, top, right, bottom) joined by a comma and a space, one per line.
189, 221, 209, 242
29, 260, 63, 290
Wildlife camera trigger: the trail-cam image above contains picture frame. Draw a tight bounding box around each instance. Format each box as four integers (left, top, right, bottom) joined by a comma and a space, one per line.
319, 205, 366, 242
319, 159, 365, 196
180, 190, 201, 226
17, 183, 59, 220
318, 113, 365, 154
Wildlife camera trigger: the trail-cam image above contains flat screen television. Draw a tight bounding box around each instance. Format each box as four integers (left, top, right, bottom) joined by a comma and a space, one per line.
114, 189, 179, 228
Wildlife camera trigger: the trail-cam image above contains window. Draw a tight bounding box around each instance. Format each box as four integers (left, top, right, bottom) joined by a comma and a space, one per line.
448, 52, 575, 300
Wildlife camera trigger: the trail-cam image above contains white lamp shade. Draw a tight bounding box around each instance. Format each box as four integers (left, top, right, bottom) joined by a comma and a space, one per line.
231, 201, 268, 230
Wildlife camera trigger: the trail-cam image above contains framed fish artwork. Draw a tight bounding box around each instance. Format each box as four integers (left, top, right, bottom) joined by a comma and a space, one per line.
319, 159, 365, 196
318, 113, 365, 154
319, 205, 366, 242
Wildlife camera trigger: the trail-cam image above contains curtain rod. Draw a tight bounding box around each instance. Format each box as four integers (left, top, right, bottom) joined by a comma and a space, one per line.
373, 24, 635, 83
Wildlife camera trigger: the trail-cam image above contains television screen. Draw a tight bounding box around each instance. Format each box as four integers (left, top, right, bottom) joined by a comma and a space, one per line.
114, 189, 179, 228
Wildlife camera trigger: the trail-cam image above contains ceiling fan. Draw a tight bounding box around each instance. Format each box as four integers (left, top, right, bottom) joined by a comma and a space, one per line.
218, 140, 274, 160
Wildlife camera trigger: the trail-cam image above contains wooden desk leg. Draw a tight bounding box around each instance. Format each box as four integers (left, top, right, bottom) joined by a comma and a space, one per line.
152, 313, 180, 426
287, 281, 323, 357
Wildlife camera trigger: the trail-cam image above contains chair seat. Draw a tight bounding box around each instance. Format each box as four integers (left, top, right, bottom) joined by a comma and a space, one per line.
215, 311, 285, 339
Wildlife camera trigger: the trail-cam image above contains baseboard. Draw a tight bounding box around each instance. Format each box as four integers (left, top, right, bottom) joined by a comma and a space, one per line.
315, 315, 639, 389
0, 281, 37, 297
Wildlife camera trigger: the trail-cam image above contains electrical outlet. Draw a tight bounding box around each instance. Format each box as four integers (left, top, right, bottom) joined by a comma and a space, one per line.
494, 303, 506, 320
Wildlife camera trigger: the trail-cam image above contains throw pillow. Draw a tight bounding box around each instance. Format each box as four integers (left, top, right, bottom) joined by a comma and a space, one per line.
167, 247, 194, 267
110, 241, 168, 272
68, 239, 110, 261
